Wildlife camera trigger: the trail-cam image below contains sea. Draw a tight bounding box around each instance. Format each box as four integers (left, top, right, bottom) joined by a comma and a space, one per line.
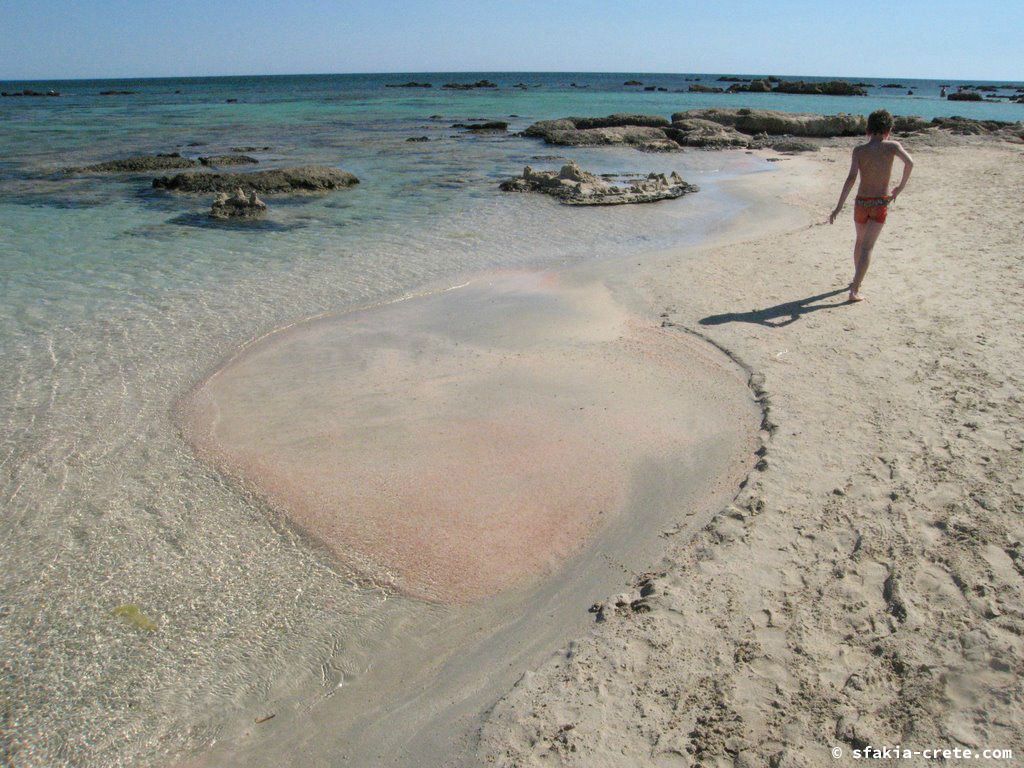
1, 72, 1020, 767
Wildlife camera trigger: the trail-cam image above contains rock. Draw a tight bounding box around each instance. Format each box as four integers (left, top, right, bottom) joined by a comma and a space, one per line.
770, 140, 819, 153
773, 80, 867, 96
230, 146, 271, 152
406, 136, 430, 142
99, 90, 137, 95
522, 114, 677, 151
499, 161, 697, 206
624, 80, 643, 86
441, 80, 497, 90
718, 76, 749, 82
728, 79, 772, 93
664, 119, 750, 148
688, 84, 725, 93
451, 121, 508, 131
930, 116, 1018, 135
70, 153, 199, 174
385, 81, 432, 88
225, 98, 238, 103
893, 115, 931, 133
198, 154, 259, 167
948, 91, 983, 101
1, 89, 60, 97
881, 83, 906, 88
210, 188, 267, 219
672, 108, 867, 137
153, 165, 359, 194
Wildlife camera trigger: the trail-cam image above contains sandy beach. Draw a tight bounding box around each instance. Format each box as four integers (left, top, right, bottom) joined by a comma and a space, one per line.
478, 136, 1024, 765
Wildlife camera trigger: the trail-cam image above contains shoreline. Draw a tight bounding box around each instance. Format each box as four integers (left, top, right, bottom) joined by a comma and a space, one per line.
480, 135, 1024, 765
173, 144, 837, 767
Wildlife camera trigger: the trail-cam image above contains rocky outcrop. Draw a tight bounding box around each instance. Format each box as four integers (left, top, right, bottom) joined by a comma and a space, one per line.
929, 116, 1018, 135
442, 80, 497, 90
199, 154, 259, 167
153, 165, 359, 194
727, 79, 772, 93
230, 146, 271, 152
948, 91, 983, 101
499, 161, 696, 205
70, 153, 199, 174
663, 119, 750, 148
688, 84, 724, 93
523, 114, 676, 151
210, 188, 267, 219
2, 89, 59, 97
624, 80, 643, 86
773, 80, 867, 96
385, 82, 432, 88
99, 90, 137, 95
671, 109, 867, 137
406, 136, 430, 142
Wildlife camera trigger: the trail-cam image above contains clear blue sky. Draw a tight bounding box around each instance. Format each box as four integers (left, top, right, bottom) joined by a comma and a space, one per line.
2, 0, 1021, 82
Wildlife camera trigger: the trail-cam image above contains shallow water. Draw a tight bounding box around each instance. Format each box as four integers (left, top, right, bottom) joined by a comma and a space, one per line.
0, 72, 1019, 767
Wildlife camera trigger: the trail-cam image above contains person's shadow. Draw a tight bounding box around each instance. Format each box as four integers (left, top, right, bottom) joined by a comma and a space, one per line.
699, 288, 850, 328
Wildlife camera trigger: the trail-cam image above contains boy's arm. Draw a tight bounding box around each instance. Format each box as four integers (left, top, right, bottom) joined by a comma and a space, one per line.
830, 149, 859, 224
889, 142, 914, 202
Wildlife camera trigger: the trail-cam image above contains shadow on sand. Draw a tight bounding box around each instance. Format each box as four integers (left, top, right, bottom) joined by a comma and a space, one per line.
699, 288, 850, 328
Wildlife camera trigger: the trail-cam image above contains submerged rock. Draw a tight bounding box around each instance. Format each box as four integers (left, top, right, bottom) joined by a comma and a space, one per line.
948, 91, 983, 101
688, 84, 725, 93
451, 121, 508, 131
153, 165, 359, 194
199, 154, 259, 167
210, 187, 268, 219
499, 161, 697, 206
70, 153, 199, 174
442, 80, 497, 90
523, 114, 677, 151
664, 119, 750, 148
385, 81, 432, 88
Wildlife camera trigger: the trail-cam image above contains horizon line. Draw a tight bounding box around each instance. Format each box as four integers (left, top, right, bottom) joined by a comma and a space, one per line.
2, 69, 1021, 85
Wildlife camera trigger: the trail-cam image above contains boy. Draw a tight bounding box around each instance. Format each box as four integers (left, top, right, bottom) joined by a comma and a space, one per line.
829, 109, 914, 302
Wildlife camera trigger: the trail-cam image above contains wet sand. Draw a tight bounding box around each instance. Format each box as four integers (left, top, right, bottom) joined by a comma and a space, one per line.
176, 263, 761, 765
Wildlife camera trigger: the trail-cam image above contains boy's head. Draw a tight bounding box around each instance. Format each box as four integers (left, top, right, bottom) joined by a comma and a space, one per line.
867, 109, 894, 137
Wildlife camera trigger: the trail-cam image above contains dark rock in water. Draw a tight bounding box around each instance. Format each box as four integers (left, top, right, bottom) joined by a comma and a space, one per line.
644, 86, 657, 91
657, 87, 668, 92
153, 165, 359, 194
718, 76, 749, 82
774, 80, 866, 96
688, 84, 724, 93
442, 80, 497, 90
451, 121, 508, 131
406, 136, 430, 142
99, 90, 137, 95
225, 98, 238, 103
2, 89, 60, 97
499, 161, 697, 205
907, 90, 914, 95
187, 142, 208, 147
948, 91, 982, 101
852, 82, 874, 87
429, 114, 443, 119
881, 83, 905, 88
385, 81, 432, 88
230, 146, 271, 152
70, 152, 199, 174
728, 79, 772, 93
210, 188, 267, 219
624, 80, 643, 86
199, 154, 259, 167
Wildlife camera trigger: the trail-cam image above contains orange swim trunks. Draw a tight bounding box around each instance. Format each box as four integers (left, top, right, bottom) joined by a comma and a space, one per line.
854, 195, 890, 224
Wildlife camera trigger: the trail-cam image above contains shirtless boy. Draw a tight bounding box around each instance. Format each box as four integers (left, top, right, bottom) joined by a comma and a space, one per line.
829, 109, 914, 302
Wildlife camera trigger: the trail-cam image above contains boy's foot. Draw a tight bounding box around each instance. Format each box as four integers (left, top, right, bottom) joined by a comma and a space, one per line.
848, 290, 865, 303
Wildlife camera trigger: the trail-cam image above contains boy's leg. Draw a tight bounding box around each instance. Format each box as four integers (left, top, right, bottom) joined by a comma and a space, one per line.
850, 219, 885, 300
851, 219, 867, 298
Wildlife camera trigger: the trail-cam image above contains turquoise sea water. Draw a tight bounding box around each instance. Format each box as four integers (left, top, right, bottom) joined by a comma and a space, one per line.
1, 73, 1021, 767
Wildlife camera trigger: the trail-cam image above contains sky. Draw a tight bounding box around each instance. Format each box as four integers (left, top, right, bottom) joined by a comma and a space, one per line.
1, 0, 1021, 82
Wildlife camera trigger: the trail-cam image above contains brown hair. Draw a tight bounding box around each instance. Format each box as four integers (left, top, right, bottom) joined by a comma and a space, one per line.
867, 109, 894, 136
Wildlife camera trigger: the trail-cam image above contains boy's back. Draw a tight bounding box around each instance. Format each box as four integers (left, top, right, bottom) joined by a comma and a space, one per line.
854, 140, 902, 198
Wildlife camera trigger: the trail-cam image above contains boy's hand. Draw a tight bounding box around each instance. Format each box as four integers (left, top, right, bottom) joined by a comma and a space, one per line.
829, 206, 841, 224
